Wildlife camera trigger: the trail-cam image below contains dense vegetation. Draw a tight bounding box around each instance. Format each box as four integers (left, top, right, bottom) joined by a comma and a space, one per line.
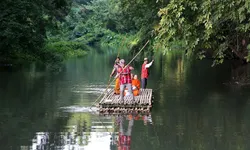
1, 0, 250, 66
104, 0, 250, 66
0, 0, 73, 62
155, 0, 250, 66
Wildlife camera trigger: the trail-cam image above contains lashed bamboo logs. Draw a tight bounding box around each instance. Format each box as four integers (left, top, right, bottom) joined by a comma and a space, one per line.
98, 89, 152, 115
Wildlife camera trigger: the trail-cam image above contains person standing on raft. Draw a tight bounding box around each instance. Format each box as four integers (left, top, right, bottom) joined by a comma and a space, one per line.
141, 57, 154, 89
110, 57, 120, 77
116, 59, 134, 103
110, 57, 120, 94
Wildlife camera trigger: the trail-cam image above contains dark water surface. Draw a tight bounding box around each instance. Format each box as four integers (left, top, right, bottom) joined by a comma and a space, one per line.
1, 50, 250, 150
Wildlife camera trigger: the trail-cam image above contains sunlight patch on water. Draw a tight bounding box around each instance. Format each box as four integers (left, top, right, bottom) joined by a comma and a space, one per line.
60, 106, 99, 114
29, 131, 112, 150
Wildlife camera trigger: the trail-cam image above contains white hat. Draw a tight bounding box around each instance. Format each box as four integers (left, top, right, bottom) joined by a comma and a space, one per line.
119, 59, 125, 64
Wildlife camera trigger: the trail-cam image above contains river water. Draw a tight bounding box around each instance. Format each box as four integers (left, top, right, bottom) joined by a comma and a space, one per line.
1, 49, 250, 150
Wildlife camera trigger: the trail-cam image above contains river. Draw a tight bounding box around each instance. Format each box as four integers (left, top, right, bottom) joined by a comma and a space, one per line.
1, 49, 250, 150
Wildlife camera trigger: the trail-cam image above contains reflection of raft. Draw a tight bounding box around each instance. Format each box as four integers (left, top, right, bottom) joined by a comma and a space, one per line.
98, 89, 153, 114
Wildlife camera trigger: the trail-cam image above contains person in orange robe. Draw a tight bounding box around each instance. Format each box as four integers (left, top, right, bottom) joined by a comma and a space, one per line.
115, 78, 120, 94
124, 74, 140, 96
132, 75, 140, 96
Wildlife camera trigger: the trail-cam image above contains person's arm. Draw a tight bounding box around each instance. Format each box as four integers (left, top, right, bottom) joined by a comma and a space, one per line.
114, 73, 119, 79
145, 60, 154, 68
129, 66, 134, 70
110, 68, 116, 77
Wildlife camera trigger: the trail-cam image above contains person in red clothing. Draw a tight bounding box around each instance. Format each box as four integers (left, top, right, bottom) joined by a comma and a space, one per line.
116, 59, 134, 103
141, 57, 154, 89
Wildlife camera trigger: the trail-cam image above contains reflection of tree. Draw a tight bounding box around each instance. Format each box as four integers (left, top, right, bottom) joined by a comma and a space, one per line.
66, 113, 92, 146
0, 63, 69, 149
31, 113, 107, 149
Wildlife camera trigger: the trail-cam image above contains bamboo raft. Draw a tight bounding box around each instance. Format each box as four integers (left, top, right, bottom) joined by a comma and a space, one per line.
98, 89, 153, 115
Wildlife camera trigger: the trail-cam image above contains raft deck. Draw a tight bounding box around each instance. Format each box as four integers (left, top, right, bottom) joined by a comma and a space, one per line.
98, 89, 153, 114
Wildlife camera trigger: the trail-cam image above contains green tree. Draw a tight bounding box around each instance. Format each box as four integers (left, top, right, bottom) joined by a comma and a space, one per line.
0, 0, 72, 61
155, 0, 250, 66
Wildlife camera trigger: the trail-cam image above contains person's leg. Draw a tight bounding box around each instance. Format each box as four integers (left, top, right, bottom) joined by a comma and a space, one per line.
127, 84, 133, 94
120, 84, 125, 103
127, 83, 134, 101
141, 78, 145, 89
145, 78, 147, 89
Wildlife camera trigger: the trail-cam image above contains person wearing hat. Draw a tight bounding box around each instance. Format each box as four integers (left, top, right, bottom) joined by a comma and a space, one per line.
141, 57, 154, 89
116, 59, 134, 103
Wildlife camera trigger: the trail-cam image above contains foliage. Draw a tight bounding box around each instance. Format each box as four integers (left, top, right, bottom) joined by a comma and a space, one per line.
109, 0, 165, 32
106, 0, 168, 52
0, 0, 72, 61
155, 0, 250, 66
48, 0, 136, 51
43, 41, 88, 60
3, 0, 250, 66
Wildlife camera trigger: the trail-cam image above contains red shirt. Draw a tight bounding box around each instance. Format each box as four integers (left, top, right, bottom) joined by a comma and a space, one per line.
118, 66, 132, 85
141, 63, 149, 78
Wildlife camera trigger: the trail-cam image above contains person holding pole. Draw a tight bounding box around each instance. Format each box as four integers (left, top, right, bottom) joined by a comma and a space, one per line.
110, 57, 121, 94
116, 59, 134, 103
110, 57, 120, 77
141, 57, 154, 89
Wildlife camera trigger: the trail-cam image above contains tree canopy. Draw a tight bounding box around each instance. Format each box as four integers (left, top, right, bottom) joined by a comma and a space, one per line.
155, 0, 250, 65
2, 0, 250, 66
0, 0, 72, 60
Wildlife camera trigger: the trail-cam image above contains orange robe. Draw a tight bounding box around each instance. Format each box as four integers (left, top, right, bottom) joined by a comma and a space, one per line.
114, 78, 120, 94
132, 79, 140, 96
124, 79, 140, 96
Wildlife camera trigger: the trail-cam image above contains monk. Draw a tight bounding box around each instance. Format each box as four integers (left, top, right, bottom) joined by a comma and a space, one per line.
132, 75, 140, 96
124, 74, 140, 96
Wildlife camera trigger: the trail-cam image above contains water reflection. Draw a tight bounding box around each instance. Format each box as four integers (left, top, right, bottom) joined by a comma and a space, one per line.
3, 49, 250, 150
29, 114, 111, 150
26, 111, 153, 150
111, 112, 153, 150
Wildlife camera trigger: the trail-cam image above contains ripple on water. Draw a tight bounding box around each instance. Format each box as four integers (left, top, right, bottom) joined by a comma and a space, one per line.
71, 84, 113, 95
